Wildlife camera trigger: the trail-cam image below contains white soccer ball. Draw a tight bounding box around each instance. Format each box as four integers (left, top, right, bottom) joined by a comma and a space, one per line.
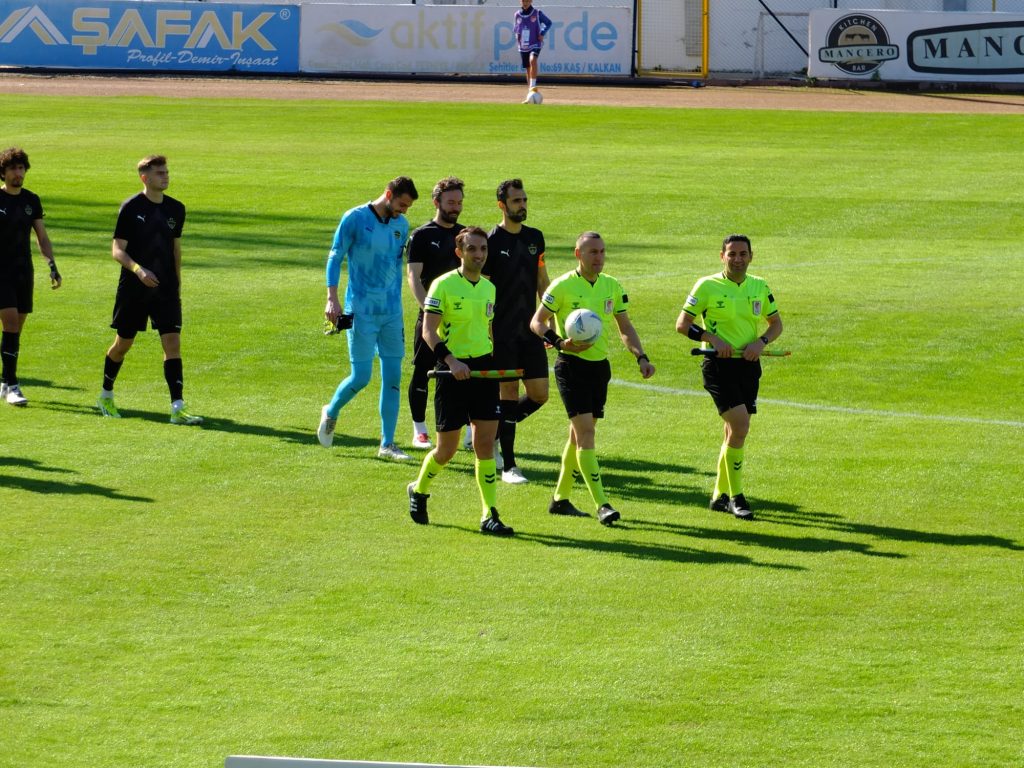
565, 308, 603, 344
526, 89, 543, 105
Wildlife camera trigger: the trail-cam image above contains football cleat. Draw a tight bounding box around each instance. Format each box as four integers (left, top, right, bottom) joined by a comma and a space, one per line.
408, 482, 429, 525
501, 467, 529, 485
378, 443, 411, 461
709, 493, 731, 513
96, 395, 122, 418
4, 384, 27, 406
170, 403, 203, 425
597, 503, 620, 526
480, 508, 514, 537
411, 431, 433, 450
548, 498, 588, 517
729, 494, 754, 520
317, 405, 336, 447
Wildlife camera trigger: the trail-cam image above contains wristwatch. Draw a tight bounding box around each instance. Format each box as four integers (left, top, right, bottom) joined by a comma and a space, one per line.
759, 335, 770, 345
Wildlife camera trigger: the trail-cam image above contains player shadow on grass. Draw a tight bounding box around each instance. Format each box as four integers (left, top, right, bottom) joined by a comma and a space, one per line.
754, 502, 1024, 552
0, 472, 153, 502
0, 456, 76, 473
430, 523, 804, 570
16, 377, 84, 393
634, 518, 905, 560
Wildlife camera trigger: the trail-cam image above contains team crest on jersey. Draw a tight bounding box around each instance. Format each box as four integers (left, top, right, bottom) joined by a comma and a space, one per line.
486, 302, 494, 317
166, 218, 177, 230
528, 244, 537, 256
604, 299, 613, 315
394, 232, 402, 240
752, 300, 762, 316
24, 205, 33, 216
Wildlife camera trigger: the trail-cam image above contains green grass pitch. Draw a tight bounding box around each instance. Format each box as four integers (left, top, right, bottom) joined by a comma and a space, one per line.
1, 92, 1022, 768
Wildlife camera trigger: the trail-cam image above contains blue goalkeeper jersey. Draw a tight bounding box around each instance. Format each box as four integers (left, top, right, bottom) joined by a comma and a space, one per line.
325, 203, 409, 316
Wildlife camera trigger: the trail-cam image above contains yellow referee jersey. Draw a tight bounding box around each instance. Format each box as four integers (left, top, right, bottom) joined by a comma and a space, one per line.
541, 270, 628, 362
682, 272, 778, 350
424, 269, 496, 359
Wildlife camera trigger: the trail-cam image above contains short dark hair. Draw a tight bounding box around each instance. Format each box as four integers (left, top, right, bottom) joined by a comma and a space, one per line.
455, 226, 488, 250
432, 176, 464, 202
387, 176, 419, 200
576, 231, 603, 249
496, 179, 524, 203
0, 147, 30, 173
722, 234, 752, 251
137, 155, 167, 173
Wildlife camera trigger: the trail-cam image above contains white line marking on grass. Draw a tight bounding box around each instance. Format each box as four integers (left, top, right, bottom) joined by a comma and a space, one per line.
611, 379, 1024, 428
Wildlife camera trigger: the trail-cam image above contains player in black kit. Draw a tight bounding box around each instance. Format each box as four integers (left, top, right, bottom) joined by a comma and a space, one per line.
406, 176, 465, 449
96, 155, 202, 424
483, 179, 550, 484
0, 147, 61, 407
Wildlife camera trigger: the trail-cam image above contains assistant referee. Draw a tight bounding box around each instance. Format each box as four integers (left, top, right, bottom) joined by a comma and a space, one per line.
675, 234, 783, 520
407, 227, 514, 537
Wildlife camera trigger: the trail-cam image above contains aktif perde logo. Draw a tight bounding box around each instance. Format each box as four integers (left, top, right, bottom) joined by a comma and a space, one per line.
818, 14, 900, 75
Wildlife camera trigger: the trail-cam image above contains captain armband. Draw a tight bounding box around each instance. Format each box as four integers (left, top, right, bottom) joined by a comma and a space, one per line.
686, 324, 706, 342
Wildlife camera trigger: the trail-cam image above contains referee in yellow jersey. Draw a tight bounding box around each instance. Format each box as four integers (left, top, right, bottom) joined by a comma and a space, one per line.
407, 227, 514, 536
676, 234, 783, 520
530, 232, 655, 526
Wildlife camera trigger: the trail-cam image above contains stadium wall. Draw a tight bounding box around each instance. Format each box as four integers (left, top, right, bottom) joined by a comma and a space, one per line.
1, 0, 1020, 84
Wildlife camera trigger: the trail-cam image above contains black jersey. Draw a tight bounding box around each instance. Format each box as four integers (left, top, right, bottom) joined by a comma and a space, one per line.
114, 193, 185, 294
0, 188, 43, 274
407, 220, 464, 291
483, 223, 545, 337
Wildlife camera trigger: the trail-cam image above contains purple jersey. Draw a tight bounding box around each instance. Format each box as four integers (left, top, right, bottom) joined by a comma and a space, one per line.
514, 6, 552, 53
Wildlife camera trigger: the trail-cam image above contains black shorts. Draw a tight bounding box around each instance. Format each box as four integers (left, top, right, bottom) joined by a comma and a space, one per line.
434, 355, 500, 432
520, 50, 539, 68
411, 311, 436, 369
554, 354, 611, 419
492, 331, 548, 381
0, 268, 33, 314
111, 287, 182, 338
701, 357, 762, 415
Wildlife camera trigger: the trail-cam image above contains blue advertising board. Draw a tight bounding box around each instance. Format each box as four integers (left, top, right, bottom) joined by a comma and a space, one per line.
0, 1, 300, 72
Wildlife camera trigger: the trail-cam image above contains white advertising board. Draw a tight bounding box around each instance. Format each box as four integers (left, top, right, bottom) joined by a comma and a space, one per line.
809, 9, 1024, 83
300, 4, 632, 76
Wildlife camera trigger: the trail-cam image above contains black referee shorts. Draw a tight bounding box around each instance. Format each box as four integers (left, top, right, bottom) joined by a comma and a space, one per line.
701, 357, 762, 415
434, 354, 500, 432
554, 354, 611, 419
111, 287, 182, 338
0, 267, 33, 314
492, 331, 548, 380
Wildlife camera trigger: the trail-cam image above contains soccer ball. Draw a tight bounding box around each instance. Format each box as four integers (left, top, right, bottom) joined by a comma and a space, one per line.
525, 89, 543, 105
565, 308, 603, 344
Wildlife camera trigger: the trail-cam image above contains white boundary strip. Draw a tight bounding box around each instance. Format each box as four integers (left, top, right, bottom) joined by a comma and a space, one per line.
610, 379, 1024, 429
227, 758, 537, 768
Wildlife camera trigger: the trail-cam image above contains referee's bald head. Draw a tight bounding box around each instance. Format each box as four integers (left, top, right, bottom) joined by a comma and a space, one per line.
576, 231, 602, 249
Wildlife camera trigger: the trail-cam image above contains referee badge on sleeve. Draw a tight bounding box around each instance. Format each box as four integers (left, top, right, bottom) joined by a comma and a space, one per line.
425, 296, 441, 309
686, 294, 698, 307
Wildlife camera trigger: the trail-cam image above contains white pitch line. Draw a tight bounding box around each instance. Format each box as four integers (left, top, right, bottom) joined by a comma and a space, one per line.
611, 379, 1024, 429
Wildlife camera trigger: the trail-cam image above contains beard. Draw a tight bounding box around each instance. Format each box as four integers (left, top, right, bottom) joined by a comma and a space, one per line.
507, 208, 527, 223
439, 209, 460, 225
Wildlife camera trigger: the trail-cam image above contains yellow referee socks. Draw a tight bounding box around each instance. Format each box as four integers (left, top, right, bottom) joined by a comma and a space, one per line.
476, 457, 498, 515
724, 445, 745, 497
576, 448, 609, 508
713, 442, 729, 498
414, 450, 444, 494
554, 438, 579, 500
